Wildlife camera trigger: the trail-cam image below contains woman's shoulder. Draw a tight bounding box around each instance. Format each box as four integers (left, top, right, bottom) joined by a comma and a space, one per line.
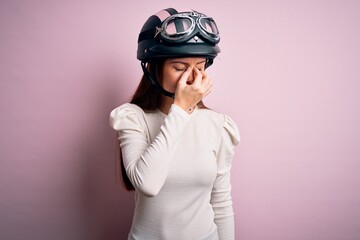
110, 102, 143, 113
109, 103, 145, 130
197, 107, 236, 125
197, 108, 240, 144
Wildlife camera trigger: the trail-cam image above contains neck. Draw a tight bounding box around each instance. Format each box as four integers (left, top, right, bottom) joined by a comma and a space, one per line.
159, 95, 174, 115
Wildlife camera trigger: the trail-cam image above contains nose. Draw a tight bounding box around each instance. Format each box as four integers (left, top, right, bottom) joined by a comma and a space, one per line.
186, 68, 195, 84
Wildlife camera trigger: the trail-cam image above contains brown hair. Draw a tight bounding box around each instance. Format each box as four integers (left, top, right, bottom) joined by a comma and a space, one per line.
116, 60, 207, 191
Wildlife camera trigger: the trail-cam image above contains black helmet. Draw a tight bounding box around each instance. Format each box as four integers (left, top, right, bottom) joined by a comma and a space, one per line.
137, 8, 221, 98
137, 8, 220, 61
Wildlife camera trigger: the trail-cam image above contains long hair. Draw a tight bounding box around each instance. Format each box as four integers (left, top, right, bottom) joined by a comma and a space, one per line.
116, 60, 207, 191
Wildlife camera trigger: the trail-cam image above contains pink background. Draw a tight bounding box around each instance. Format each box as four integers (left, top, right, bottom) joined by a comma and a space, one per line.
1, 1, 360, 239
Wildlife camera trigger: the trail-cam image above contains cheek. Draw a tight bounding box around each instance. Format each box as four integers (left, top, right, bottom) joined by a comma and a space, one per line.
161, 71, 182, 91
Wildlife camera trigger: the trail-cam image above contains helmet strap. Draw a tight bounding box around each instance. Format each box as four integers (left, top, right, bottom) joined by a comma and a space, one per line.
141, 61, 175, 99
205, 58, 213, 68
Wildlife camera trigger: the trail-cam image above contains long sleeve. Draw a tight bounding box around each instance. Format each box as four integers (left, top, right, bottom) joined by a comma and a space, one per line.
211, 115, 240, 240
109, 103, 191, 197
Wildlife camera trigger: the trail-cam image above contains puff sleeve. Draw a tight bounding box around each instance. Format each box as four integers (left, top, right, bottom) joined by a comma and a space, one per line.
211, 115, 240, 240
109, 103, 191, 197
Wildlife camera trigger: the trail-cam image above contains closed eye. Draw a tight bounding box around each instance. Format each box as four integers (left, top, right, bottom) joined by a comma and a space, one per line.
175, 67, 187, 72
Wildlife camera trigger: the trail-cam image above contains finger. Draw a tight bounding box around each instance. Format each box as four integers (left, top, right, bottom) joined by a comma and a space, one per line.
199, 74, 211, 93
193, 68, 203, 87
202, 77, 212, 94
203, 82, 212, 97
201, 70, 208, 82
202, 74, 211, 90
204, 87, 212, 97
178, 67, 193, 84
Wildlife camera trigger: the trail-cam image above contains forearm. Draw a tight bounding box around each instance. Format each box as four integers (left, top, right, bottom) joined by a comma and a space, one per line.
120, 104, 190, 196
213, 203, 234, 240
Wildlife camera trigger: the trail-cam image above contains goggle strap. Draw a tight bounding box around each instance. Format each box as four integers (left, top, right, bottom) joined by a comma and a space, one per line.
138, 20, 187, 42
138, 15, 162, 42
173, 18, 185, 33
138, 28, 155, 42
164, 8, 178, 16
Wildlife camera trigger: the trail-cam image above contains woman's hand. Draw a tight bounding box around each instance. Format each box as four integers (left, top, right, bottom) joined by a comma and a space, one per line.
174, 67, 212, 112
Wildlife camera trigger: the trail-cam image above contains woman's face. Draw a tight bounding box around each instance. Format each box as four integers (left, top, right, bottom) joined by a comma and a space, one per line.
161, 57, 207, 92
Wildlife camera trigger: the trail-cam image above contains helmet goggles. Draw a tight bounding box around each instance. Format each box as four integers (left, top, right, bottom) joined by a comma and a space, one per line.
156, 11, 220, 45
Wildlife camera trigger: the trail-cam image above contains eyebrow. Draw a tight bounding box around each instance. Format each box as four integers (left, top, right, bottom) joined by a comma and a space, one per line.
169, 60, 206, 66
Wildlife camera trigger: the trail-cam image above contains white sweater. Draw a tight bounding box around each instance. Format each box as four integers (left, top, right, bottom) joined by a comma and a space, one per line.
110, 103, 240, 240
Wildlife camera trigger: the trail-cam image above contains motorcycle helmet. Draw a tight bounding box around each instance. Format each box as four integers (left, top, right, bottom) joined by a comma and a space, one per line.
137, 8, 221, 98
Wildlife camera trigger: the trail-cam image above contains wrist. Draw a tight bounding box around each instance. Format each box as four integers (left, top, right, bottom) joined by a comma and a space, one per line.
171, 104, 194, 116
173, 100, 187, 111
173, 101, 193, 114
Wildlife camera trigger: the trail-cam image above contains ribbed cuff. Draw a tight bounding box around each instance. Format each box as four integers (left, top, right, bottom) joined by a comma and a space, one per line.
169, 104, 191, 120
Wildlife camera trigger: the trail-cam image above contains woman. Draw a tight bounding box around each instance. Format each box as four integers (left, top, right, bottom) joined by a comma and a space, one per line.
110, 8, 240, 240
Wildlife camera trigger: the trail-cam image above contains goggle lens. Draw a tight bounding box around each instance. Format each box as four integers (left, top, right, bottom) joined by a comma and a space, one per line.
164, 17, 193, 36
199, 18, 219, 35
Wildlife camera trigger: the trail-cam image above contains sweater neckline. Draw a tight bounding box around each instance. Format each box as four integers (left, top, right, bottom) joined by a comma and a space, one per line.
156, 109, 167, 117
